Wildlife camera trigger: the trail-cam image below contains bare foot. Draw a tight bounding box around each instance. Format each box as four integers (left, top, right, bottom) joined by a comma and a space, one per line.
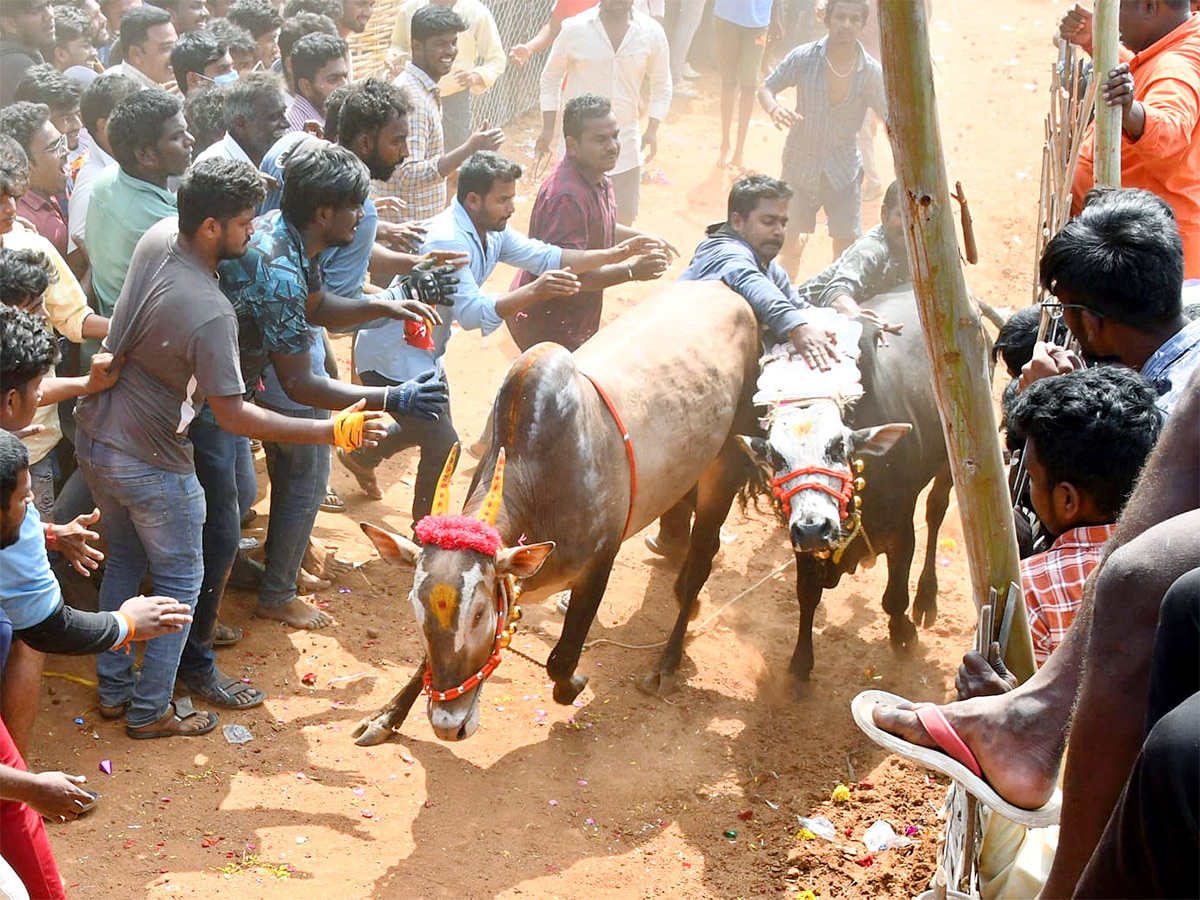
716, 145, 730, 168
729, 152, 744, 169
871, 691, 1063, 811
256, 598, 334, 629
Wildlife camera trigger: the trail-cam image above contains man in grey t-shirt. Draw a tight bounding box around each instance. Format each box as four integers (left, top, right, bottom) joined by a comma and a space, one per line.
72, 158, 394, 739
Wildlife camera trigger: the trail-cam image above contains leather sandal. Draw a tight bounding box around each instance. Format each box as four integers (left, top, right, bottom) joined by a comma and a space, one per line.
213, 622, 243, 646
182, 671, 266, 709
126, 698, 219, 740
98, 699, 131, 720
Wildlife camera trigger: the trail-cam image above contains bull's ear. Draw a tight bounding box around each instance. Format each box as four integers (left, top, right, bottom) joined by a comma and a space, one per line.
736, 435, 774, 477
849, 423, 912, 456
360, 522, 422, 567
495, 542, 555, 578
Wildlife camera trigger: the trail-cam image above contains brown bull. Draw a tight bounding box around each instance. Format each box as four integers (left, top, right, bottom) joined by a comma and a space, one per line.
356, 280, 760, 743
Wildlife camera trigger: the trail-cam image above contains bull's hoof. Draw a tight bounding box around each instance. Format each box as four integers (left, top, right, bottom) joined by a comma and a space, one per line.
789, 676, 814, 701
914, 591, 938, 628
351, 716, 394, 746
552, 674, 588, 705
637, 669, 678, 696
889, 616, 919, 651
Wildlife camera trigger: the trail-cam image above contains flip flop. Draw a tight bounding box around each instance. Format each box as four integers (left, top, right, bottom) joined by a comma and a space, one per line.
320, 486, 346, 513
213, 622, 243, 647
850, 690, 1061, 828
126, 698, 219, 740
182, 673, 266, 709
98, 699, 130, 720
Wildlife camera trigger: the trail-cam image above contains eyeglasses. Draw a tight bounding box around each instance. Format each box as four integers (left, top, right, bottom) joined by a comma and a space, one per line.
40, 136, 68, 157
1041, 301, 1104, 320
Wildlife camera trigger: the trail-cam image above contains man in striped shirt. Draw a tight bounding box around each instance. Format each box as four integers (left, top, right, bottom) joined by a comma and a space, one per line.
284, 32, 348, 134
1008, 366, 1162, 665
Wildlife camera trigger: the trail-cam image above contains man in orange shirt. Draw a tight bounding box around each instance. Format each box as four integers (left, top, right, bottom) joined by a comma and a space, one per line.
1062, 1, 1200, 278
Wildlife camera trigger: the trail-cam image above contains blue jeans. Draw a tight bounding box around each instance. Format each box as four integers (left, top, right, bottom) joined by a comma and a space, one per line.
259, 405, 329, 609
179, 419, 241, 685
235, 436, 256, 521
75, 431, 204, 728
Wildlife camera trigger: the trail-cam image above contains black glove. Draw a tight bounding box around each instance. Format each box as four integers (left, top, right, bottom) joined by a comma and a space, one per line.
384, 369, 448, 421
403, 264, 459, 307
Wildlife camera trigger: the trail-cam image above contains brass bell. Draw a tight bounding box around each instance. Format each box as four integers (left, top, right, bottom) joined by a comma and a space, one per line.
510, 605, 523, 622
499, 632, 512, 649
854, 476, 867, 491
853, 495, 862, 510
852, 458, 865, 474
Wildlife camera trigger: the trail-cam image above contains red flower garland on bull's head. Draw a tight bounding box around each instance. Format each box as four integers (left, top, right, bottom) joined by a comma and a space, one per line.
414, 514, 502, 557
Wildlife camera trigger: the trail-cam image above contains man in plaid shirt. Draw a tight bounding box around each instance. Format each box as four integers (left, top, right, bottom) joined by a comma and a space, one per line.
1008, 367, 1162, 665
373, 4, 503, 225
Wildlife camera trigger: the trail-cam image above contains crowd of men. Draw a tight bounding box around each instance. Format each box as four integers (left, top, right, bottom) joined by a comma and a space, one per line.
0, 0, 1198, 897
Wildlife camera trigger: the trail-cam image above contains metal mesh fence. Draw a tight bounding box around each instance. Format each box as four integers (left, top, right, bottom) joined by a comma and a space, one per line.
346, 0, 555, 130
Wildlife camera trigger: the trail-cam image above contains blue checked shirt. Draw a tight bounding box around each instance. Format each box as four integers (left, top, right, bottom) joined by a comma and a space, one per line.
1141, 316, 1200, 417
764, 37, 887, 193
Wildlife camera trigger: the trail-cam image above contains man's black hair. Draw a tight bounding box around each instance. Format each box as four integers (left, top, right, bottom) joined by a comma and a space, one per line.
53, 6, 93, 49
410, 3, 465, 43
207, 16, 256, 57
183, 82, 228, 150
119, 4, 173, 50
562, 92, 611, 141
0, 305, 59, 403
223, 69, 283, 130
0, 135, 29, 199
0, 430, 31, 512
227, 0, 280, 38
14, 64, 81, 112
322, 84, 349, 143
291, 31, 347, 88
335, 78, 406, 149
279, 11, 337, 64
456, 151, 521, 203
825, 0, 870, 21
882, 179, 900, 213
106, 88, 183, 170
176, 156, 265, 237
170, 28, 226, 93
993, 304, 1042, 379
1039, 188, 1183, 330
0, 102, 52, 158
727, 173, 793, 221
281, 143, 368, 228
0, 246, 57, 304
281, 0, 341, 19
1008, 365, 1161, 520
80, 72, 141, 137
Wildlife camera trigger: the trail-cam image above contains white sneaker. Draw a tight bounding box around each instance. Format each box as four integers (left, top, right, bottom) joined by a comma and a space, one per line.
682, 63, 701, 79
674, 79, 699, 98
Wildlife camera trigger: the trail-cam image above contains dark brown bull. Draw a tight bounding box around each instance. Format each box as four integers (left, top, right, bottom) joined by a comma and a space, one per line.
355, 281, 762, 743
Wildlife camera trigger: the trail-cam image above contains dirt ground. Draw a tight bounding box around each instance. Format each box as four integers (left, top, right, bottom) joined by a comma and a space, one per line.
31, 1, 1056, 896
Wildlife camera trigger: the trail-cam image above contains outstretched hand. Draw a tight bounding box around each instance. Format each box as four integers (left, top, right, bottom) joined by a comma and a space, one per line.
51, 508, 104, 576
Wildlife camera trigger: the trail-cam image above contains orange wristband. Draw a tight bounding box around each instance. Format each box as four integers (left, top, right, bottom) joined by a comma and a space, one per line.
112, 611, 136, 654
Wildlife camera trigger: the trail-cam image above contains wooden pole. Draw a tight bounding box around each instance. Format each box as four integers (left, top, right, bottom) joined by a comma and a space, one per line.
877, 0, 1035, 683
1092, 0, 1122, 187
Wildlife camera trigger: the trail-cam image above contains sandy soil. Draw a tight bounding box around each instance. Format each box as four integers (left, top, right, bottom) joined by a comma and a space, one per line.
30, 1, 1055, 896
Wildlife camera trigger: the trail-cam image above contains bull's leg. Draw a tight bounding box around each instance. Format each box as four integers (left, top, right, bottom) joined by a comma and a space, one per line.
351, 661, 426, 746
643, 444, 743, 695
881, 496, 921, 650
546, 548, 619, 705
789, 554, 825, 689
914, 468, 952, 628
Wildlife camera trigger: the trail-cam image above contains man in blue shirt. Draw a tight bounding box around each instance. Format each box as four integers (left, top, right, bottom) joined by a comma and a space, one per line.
680, 174, 840, 369
218, 143, 452, 632
344, 150, 665, 522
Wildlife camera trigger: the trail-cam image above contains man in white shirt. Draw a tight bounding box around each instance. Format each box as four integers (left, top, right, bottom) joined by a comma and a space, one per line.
67, 71, 139, 257
194, 70, 289, 166
103, 4, 177, 88
535, 0, 671, 226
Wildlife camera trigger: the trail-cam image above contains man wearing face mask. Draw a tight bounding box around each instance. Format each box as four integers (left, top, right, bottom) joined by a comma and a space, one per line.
169, 28, 237, 96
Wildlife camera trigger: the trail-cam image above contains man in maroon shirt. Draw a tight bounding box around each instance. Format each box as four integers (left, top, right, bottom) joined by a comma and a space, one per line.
508, 93, 673, 352
0, 102, 69, 258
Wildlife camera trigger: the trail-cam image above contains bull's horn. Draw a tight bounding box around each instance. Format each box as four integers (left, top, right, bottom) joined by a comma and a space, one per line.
430, 443, 460, 517
477, 447, 506, 526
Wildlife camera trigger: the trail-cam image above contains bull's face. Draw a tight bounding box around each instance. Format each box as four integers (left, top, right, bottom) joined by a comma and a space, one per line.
739, 403, 911, 555
361, 524, 554, 741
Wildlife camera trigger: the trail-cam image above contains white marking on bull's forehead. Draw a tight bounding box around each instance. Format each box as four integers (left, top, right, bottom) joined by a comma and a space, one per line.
454, 561, 486, 654
768, 403, 850, 525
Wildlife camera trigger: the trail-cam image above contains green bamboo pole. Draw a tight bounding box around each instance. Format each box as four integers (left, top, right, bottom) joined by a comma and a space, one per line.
877, 0, 1035, 684
1092, 0, 1122, 187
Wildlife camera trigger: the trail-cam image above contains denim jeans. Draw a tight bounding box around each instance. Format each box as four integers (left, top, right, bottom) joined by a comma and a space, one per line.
179, 419, 241, 685
74, 430, 204, 728
259, 405, 329, 609
234, 436, 256, 521
346, 371, 458, 523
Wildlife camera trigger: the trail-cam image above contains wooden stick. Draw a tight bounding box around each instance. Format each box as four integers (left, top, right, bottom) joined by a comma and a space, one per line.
952, 181, 978, 265
1093, 0, 1122, 186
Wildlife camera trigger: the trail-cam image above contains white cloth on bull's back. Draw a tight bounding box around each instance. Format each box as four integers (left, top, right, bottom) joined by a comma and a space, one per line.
753, 306, 865, 409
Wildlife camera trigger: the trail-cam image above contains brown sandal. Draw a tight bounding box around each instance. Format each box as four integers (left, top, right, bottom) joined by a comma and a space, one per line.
126, 698, 218, 740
